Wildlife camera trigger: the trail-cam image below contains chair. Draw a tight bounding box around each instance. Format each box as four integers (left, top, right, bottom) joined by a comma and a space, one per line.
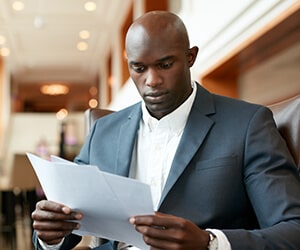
84, 108, 114, 136
268, 95, 300, 169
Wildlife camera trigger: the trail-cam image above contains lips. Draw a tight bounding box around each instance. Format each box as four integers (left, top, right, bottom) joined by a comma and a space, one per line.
145, 92, 168, 103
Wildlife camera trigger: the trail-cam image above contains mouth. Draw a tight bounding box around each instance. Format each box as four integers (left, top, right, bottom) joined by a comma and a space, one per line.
144, 92, 168, 103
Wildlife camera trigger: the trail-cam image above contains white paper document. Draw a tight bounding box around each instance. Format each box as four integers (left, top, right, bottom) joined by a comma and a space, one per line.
26, 153, 154, 249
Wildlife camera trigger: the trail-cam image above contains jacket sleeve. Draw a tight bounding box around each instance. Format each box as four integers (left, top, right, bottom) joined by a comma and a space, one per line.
32, 230, 82, 250
223, 106, 300, 249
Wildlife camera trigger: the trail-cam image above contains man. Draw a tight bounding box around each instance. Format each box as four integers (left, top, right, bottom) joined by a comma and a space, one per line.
32, 11, 300, 250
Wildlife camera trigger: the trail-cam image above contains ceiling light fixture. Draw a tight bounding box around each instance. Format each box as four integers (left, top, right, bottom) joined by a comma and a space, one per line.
89, 98, 98, 108
34, 16, 44, 29
0, 35, 6, 45
89, 86, 98, 96
84, 1, 96, 11
40, 84, 69, 95
79, 30, 90, 39
12, 1, 24, 11
0, 48, 10, 57
56, 108, 68, 120
77, 41, 88, 51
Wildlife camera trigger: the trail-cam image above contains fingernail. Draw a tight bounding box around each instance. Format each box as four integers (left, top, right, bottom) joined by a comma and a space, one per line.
76, 223, 80, 229
129, 217, 135, 224
62, 206, 71, 214
75, 213, 82, 220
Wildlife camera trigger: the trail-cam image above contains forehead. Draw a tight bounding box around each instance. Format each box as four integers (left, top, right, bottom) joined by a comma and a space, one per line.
126, 26, 183, 63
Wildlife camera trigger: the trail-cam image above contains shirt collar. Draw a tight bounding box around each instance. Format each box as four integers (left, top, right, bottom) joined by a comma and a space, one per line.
142, 81, 197, 134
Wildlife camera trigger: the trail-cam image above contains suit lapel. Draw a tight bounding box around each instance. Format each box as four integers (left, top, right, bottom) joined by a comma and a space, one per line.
114, 104, 142, 176
159, 85, 216, 206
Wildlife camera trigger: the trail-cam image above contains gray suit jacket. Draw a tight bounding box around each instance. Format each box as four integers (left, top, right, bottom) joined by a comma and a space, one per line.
33, 84, 300, 249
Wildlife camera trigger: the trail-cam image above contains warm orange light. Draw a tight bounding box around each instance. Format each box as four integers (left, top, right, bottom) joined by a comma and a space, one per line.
56, 109, 68, 120
89, 99, 98, 108
89, 86, 98, 96
40, 84, 69, 95
0, 48, 10, 57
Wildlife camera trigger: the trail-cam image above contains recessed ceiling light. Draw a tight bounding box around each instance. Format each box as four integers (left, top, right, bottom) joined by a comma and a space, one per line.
12, 1, 24, 11
0, 35, 6, 45
84, 1, 96, 11
89, 86, 98, 96
56, 108, 68, 120
40, 84, 69, 95
89, 98, 98, 108
79, 30, 90, 40
34, 16, 44, 29
0, 48, 10, 57
77, 41, 88, 51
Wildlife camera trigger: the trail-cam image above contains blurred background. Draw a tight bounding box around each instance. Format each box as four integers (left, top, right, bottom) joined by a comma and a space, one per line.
0, 0, 299, 249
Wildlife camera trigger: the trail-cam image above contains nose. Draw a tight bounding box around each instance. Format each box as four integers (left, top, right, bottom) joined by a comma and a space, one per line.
145, 68, 162, 87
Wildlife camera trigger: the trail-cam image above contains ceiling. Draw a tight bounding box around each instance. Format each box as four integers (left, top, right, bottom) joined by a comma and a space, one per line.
1, 1, 299, 112
0, 0, 131, 112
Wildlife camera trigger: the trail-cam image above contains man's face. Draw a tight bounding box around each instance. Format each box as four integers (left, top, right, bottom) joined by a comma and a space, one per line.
126, 33, 195, 120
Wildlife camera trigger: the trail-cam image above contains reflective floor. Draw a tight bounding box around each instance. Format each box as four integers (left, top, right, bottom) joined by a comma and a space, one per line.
0, 203, 33, 250
0, 191, 91, 250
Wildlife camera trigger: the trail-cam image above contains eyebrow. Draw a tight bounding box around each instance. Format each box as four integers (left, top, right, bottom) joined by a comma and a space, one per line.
129, 55, 175, 66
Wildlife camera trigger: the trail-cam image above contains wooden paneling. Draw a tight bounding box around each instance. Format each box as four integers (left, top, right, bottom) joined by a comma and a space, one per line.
107, 54, 112, 105
120, 1, 168, 86
201, 78, 238, 98
201, 2, 300, 98
145, 0, 168, 12
13, 82, 94, 112
121, 4, 133, 85
0, 57, 3, 142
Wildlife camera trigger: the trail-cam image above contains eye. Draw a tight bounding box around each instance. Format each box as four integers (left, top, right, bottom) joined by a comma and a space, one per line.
131, 64, 146, 73
158, 62, 173, 70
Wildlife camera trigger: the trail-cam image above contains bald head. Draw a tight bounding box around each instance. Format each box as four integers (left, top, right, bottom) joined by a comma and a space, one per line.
125, 11, 190, 56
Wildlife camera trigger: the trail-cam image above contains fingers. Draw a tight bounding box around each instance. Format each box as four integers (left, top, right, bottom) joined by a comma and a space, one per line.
33, 218, 80, 244
130, 212, 177, 230
35, 200, 71, 214
31, 200, 82, 245
33, 220, 79, 244
129, 214, 174, 240
33, 220, 80, 231
130, 213, 208, 249
32, 200, 83, 221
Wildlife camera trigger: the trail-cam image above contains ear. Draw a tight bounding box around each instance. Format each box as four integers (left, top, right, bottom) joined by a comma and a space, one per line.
187, 46, 199, 67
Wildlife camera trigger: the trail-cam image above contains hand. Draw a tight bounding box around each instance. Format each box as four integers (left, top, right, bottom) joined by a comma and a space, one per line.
31, 200, 83, 245
130, 212, 209, 250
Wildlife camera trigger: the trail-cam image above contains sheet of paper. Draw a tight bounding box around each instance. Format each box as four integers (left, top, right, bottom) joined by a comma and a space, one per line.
27, 153, 154, 249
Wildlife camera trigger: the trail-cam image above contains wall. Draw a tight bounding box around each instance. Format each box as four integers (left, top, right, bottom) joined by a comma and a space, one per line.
105, 0, 299, 109
0, 57, 3, 149
0, 112, 85, 184
0, 56, 10, 160
180, 0, 297, 79
240, 41, 300, 105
